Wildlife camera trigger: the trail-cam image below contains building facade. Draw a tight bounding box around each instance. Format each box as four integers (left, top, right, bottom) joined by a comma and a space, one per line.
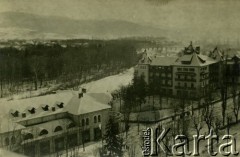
0, 90, 111, 157
135, 43, 227, 99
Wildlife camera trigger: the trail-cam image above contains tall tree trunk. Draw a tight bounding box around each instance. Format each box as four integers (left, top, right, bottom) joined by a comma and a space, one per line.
34, 72, 38, 90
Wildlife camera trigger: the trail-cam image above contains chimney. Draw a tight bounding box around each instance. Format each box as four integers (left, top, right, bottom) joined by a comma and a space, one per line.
82, 88, 86, 93
22, 113, 26, 118
52, 107, 56, 112
195, 46, 200, 54
79, 93, 83, 98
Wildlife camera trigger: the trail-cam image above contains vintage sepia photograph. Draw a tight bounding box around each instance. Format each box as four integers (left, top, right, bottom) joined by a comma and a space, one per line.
0, 0, 240, 156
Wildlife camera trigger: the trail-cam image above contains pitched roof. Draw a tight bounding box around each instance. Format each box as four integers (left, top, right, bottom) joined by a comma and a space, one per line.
173, 52, 217, 66
66, 93, 111, 115
150, 56, 177, 66
0, 114, 25, 133
209, 47, 224, 61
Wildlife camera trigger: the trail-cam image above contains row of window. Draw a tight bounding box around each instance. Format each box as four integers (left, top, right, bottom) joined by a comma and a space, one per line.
200, 73, 209, 79
139, 65, 147, 69
151, 66, 171, 71
177, 82, 195, 88
82, 115, 101, 127
22, 123, 76, 141
4, 136, 16, 146
149, 79, 172, 86
200, 67, 207, 71
176, 90, 197, 97
150, 72, 171, 77
177, 75, 195, 80
177, 68, 195, 72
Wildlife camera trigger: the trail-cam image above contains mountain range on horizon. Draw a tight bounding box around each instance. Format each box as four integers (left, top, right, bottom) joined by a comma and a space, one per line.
0, 11, 170, 40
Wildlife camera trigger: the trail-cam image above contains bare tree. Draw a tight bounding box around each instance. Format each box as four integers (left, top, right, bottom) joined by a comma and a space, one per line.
213, 118, 221, 136
232, 91, 240, 123
28, 56, 45, 90
192, 116, 203, 137
202, 104, 214, 134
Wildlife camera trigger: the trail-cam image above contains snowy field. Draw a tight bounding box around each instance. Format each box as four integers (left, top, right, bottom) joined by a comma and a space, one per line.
81, 68, 134, 94
0, 68, 134, 115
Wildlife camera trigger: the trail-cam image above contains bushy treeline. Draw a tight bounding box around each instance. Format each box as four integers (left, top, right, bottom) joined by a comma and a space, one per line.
0, 39, 142, 96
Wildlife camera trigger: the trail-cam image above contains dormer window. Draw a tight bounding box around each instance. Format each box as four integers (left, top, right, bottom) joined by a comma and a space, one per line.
28, 107, 36, 114
82, 88, 87, 93
11, 110, 19, 117
42, 105, 49, 111
57, 102, 64, 108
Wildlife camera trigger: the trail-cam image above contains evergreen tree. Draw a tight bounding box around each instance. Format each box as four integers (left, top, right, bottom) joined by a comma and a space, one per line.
104, 116, 123, 157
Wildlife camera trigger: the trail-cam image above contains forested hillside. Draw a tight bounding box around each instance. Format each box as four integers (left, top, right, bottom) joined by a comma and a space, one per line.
0, 39, 145, 98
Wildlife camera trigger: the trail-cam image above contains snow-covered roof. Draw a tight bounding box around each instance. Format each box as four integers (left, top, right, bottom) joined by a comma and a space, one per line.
0, 115, 25, 133
150, 56, 177, 66
0, 91, 111, 133
173, 52, 217, 67
66, 93, 111, 115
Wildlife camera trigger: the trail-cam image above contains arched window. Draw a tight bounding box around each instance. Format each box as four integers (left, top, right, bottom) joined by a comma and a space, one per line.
86, 118, 89, 125
98, 115, 101, 122
54, 126, 63, 132
11, 136, 16, 144
39, 129, 48, 136
24, 133, 33, 140
82, 119, 85, 126
67, 123, 76, 129
5, 137, 9, 146
94, 116, 97, 123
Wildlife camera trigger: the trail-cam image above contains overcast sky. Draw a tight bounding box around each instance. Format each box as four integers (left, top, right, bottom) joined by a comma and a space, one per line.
0, 0, 240, 41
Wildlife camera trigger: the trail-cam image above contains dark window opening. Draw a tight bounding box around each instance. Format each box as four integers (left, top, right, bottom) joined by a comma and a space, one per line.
94, 116, 97, 123
67, 123, 76, 129
82, 119, 85, 126
98, 115, 101, 122
94, 128, 102, 141
54, 126, 63, 132
5, 137, 9, 146
86, 118, 89, 125
24, 133, 33, 140
11, 136, 16, 144
39, 129, 48, 136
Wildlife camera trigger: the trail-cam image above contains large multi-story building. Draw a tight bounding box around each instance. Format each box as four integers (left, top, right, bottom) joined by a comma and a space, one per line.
0, 89, 111, 157
135, 43, 226, 99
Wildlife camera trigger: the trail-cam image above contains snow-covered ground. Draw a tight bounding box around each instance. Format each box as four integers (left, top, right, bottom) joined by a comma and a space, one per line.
0, 68, 134, 114
81, 68, 134, 94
